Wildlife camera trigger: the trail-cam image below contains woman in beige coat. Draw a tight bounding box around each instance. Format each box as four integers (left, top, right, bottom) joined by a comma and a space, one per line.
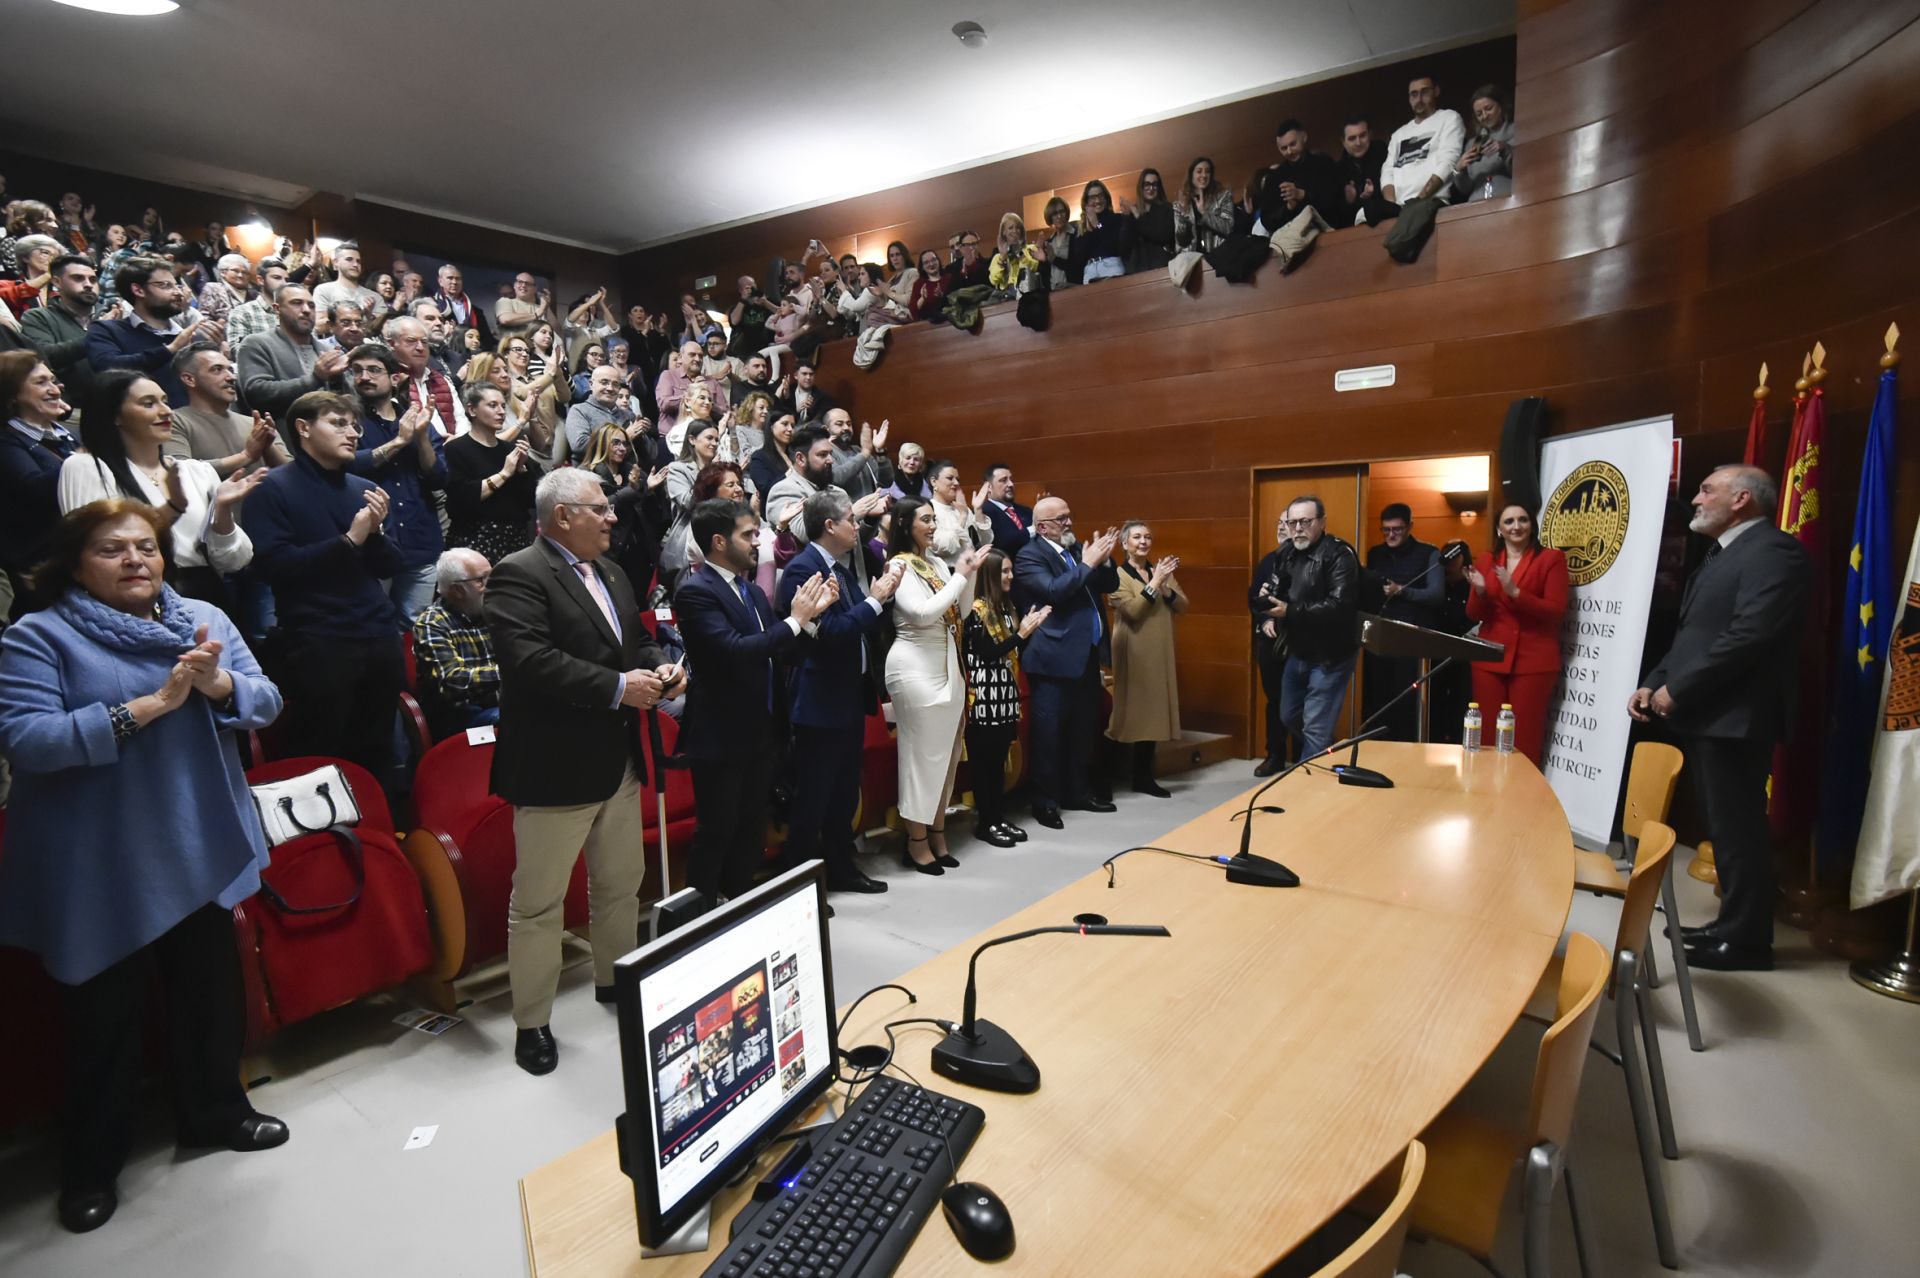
1106, 521, 1184, 796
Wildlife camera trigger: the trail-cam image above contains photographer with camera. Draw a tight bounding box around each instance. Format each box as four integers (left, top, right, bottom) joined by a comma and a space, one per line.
1248, 496, 1359, 775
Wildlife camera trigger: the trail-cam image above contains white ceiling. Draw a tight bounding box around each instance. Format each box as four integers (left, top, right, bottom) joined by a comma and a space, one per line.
3, 0, 1511, 254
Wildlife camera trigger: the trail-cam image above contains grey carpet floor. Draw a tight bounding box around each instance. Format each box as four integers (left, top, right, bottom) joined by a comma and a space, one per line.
0, 759, 1912, 1277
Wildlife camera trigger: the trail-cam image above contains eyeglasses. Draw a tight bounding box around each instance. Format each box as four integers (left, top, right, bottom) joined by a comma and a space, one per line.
561, 501, 614, 518
451, 573, 491, 586
960, 238, 981, 248
1280, 517, 1322, 530
1037, 513, 1072, 526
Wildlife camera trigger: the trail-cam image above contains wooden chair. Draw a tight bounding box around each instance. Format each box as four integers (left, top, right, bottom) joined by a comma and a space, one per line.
1308, 1142, 1425, 1278
1531, 821, 1681, 1269
1573, 741, 1701, 1051
1401, 931, 1608, 1278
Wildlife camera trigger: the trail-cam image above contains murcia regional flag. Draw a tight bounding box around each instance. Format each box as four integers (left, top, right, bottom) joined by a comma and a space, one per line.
1850, 515, 1920, 909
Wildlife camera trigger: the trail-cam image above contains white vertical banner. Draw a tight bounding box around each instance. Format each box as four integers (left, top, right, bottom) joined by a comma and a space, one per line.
1536, 415, 1674, 847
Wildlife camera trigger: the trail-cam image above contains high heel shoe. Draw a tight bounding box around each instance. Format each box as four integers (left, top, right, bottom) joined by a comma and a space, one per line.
902, 835, 944, 876
929, 826, 959, 869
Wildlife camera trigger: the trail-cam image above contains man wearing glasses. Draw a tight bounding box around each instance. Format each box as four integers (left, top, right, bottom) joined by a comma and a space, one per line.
1248, 496, 1359, 775
495, 271, 550, 336
485, 468, 687, 1077
412, 548, 502, 736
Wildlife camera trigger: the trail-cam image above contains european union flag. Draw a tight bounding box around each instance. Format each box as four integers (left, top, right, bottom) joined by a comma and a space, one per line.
1819, 358, 1899, 864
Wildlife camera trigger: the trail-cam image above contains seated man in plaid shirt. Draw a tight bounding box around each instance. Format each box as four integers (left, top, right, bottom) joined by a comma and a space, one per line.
412, 548, 502, 735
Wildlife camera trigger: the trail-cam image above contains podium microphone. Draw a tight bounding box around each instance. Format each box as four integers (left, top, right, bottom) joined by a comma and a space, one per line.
932, 923, 1171, 1093
1326, 656, 1457, 788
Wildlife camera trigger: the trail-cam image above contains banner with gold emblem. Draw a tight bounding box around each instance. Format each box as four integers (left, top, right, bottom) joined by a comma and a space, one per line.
1536, 415, 1675, 846
1850, 514, 1920, 909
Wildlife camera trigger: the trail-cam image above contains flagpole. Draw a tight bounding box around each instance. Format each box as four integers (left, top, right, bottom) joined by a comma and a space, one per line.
1779, 345, 1829, 931
1851, 889, 1920, 1002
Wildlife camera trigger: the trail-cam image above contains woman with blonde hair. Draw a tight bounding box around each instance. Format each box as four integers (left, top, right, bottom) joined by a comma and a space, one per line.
988, 212, 1042, 302
1039, 196, 1075, 290
1068, 179, 1133, 283
1105, 520, 1185, 797
496, 333, 560, 461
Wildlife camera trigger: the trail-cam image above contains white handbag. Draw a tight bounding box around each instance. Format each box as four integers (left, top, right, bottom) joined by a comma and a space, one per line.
250, 764, 362, 848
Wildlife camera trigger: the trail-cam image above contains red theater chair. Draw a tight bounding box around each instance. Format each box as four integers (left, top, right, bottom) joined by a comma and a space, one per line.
233, 757, 434, 1047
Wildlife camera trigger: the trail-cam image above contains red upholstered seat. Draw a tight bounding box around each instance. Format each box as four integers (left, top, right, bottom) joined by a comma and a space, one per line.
234, 757, 433, 1046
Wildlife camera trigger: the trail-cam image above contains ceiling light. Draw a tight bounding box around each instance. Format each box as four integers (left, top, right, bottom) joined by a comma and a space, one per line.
47, 0, 181, 15
952, 21, 987, 49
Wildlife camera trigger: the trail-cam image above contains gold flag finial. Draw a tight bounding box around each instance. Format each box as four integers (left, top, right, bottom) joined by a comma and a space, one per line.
1754, 361, 1770, 401
1795, 350, 1811, 393
1809, 340, 1828, 387
1885, 322, 1902, 369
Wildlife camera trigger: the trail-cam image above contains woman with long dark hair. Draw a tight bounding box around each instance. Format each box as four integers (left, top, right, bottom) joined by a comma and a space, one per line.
1465, 504, 1569, 764
1127, 168, 1176, 272
964, 548, 1050, 846
1174, 156, 1237, 254
57, 371, 261, 605
884, 498, 987, 871
1069, 179, 1134, 283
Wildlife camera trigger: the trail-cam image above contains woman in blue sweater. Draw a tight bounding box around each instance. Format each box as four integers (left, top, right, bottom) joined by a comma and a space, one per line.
0, 499, 290, 1234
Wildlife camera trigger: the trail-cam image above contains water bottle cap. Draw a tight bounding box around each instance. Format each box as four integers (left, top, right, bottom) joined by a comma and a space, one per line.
1468, 701, 1479, 708
1501, 703, 1513, 710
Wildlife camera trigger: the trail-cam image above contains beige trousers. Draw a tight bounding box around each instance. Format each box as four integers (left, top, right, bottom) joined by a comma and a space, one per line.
507, 766, 645, 1028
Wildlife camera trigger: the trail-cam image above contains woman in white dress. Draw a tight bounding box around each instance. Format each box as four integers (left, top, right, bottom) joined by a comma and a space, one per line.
58, 371, 261, 608
925, 459, 993, 570
884, 498, 987, 874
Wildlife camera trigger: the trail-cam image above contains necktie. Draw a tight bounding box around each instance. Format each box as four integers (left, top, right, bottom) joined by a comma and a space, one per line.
575, 562, 622, 642
1703, 542, 1721, 566
1060, 542, 1101, 647
737, 575, 775, 712
1007, 506, 1023, 531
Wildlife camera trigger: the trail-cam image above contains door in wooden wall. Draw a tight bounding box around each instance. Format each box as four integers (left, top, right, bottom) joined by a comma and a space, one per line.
1251, 465, 1366, 748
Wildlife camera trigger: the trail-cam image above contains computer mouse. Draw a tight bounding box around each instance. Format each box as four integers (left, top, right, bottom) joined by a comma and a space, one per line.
941, 1181, 1015, 1261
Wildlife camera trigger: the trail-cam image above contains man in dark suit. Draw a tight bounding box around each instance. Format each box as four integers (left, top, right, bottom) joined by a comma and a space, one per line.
981, 461, 1035, 558
775, 490, 904, 894
1014, 496, 1120, 828
1632, 464, 1809, 972
676, 498, 832, 901
486, 468, 686, 1075
432, 263, 494, 348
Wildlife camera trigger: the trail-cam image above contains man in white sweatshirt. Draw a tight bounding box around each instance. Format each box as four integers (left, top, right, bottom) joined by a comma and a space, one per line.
1378, 75, 1467, 216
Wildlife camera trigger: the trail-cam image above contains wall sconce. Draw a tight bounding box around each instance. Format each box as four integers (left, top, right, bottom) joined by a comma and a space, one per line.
1443, 490, 1487, 516
1334, 364, 1396, 392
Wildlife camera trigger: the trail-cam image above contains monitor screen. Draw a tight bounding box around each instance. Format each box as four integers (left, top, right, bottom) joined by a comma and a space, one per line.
615, 863, 836, 1245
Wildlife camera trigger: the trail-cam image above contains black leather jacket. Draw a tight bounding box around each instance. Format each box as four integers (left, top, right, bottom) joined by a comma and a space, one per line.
1249, 534, 1360, 664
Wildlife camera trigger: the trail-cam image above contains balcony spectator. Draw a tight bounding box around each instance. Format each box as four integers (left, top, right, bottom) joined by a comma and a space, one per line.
908, 248, 951, 321
236, 284, 349, 428
1172, 159, 1235, 256
1070, 181, 1135, 284
494, 272, 548, 335
21, 254, 100, 400
347, 345, 447, 623
445, 383, 536, 563
196, 254, 252, 327
879, 241, 920, 312
988, 214, 1044, 302
1378, 74, 1466, 218
1334, 117, 1388, 227
1452, 84, 1515, 203
312, 241, 384, 323
1125, 170, 1176, 272
728, 275, 779, 359
1250, 120, 1343, 233
433, 263, 494, 347
221, 258, 289, 353
412, 548, 503, 734
86, 257, 220, 408
1039, 197, 1076, 290
943, 230, 992, 290
167, 343, 290, 477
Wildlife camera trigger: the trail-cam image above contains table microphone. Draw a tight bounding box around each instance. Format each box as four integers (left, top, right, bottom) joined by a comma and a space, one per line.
1228, 724, 1391, 881
1326, 656, 1457, 788
931, 923, 1170, 1093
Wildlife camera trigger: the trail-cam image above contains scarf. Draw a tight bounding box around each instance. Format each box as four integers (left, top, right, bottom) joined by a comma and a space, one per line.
968, 597, 1019, 709
56, 584, 197, 654
894, 552, 964, 644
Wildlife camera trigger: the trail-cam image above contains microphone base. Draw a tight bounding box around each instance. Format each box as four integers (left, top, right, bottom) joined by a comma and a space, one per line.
931, 1020, 1041, 1093
1225, 853, 1300, 888
1331, 765, 1394, 789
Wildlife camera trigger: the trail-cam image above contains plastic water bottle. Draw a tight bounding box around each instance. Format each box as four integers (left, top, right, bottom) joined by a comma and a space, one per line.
1463, 702, 1483, 752
1496, 704, 1517, 754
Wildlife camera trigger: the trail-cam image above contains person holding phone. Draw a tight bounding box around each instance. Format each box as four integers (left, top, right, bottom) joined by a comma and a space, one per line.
1451, 84, 1515, 202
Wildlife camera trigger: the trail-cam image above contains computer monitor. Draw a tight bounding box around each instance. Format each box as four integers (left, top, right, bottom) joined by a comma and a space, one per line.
614, 862, 838, 1248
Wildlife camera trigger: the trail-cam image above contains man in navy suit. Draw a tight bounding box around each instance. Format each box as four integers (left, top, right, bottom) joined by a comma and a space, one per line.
775, 490, 904, 892
1014, 496, 1120, 828
676, 498, 833, 901
981, 461, 1035, 558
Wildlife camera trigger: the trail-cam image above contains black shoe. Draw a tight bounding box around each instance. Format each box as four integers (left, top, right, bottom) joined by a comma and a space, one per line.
180, 1112, 290, 1152
515, 1026, 559, 1075
1253, 757, 1285, 778
827, 870, 889, 894
1034, 806, 1064, 830
1090, 787, 1114, 805
999, 822, 1029, 843
57, 1186, 116, 1234
1064, 798, 1117, 814
1681, 938, 1774, 972
936, 853, 960, 868
595, 984, 618, 1004
901, 837, 944, 876
1666, 923, 1718, 943
978, 824, 1018, 848
1132, 780, 1171, 798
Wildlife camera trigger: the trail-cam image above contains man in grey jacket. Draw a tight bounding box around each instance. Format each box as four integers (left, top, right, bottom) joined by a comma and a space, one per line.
823, 407, 893, 500
236, 284, 348, 432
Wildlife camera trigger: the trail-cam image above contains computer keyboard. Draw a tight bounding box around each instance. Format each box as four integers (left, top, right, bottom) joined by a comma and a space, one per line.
705, 1075, 985, 1278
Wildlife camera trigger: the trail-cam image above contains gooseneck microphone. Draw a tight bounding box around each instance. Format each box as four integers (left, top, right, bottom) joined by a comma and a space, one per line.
1228, 724, 1392, 879
932, 924, 1171, 1093
1326, 656, 1457, 788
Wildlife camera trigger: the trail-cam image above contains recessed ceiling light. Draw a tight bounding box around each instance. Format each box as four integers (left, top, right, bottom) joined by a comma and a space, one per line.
47, 0, 180, 14
952, 21, 987, 49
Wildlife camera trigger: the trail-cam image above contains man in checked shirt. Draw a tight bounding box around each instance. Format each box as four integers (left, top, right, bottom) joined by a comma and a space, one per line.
412, 548, 502, 735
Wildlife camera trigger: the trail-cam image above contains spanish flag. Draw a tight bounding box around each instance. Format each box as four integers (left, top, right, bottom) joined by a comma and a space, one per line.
1823, 355, 1898, 865
1769, 369, 1829, 846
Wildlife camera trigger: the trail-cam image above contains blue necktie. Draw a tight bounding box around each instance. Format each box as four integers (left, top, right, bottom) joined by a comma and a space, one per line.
737, 575, 775, 713
1061, 543, 1101, 647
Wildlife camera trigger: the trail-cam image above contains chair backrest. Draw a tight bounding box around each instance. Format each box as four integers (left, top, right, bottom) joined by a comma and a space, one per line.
1309, 1141, 1426, 1278
412, 733, 502, 846
1611, 821, 1678, 989
1527, 931, 1609, 1151
1621, 742, 1683, 842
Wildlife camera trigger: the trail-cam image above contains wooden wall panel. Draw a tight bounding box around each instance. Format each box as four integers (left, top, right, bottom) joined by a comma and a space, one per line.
787, 0, 1920, 755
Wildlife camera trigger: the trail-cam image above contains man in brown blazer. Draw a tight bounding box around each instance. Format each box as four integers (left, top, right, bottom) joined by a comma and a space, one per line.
485, 468, 686, 1075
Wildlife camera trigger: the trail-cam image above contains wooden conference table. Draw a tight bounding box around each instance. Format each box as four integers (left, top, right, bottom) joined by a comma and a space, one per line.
521, 743, 1575, 1276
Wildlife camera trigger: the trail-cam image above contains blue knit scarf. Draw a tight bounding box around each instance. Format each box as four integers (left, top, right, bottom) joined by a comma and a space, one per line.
54, 585, 198, 655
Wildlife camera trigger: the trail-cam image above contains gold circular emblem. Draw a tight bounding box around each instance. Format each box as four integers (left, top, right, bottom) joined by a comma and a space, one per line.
1540, 461, 1630, 586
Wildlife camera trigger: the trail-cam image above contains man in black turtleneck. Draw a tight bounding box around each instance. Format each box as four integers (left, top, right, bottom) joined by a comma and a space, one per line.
1362, 503, 1442, 741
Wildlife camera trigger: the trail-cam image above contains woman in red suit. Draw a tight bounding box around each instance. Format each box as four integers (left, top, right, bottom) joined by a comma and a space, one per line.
1465, 504, 1569, 765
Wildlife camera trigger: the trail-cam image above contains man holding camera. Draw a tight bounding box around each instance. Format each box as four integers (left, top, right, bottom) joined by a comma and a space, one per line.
1249, 496, 1359, 774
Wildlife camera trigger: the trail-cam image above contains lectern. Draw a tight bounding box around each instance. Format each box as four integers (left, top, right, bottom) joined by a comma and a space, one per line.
1356, 614, 1506, 743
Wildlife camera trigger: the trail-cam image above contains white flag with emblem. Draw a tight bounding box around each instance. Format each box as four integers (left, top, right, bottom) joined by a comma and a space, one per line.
1851, 515, 1920, 909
